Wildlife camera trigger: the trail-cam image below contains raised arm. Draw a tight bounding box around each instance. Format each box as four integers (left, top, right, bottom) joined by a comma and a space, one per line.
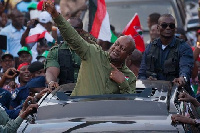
43, 0, 90, 59
20, 19, 37, 47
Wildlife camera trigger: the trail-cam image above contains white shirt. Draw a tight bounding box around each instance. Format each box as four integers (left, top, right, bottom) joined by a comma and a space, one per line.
0, 24, 26, 57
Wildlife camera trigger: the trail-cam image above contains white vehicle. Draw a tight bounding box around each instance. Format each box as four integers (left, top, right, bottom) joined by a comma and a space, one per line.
18, 80, 191, 133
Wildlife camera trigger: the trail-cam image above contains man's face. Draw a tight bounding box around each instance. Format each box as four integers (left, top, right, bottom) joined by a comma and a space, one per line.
19, 65, 31, 83
1, 56, 15, 72
19, 52, 32, 64
150, 24, 160, 41
158, 16, 175, 38
11, 11, 24, 28
109, 36, 133, 62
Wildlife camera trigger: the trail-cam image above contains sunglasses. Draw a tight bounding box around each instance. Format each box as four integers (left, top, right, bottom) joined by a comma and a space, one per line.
160, 23, 175, 29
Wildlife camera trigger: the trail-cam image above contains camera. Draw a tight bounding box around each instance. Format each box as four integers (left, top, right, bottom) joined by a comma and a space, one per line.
8, 70, 19, 76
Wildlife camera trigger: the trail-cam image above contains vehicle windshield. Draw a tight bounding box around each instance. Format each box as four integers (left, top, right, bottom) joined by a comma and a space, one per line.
106, 1, 176, 33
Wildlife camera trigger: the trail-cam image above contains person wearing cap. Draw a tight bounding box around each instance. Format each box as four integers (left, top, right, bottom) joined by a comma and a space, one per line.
18, 46, 32, 65
0, 52, 15, 77
10, 62, 31, 109
0, 9, 26, 57
27, 61, 46, 97
20, 11, 54, 62
0, 67, 19, 92
0, 52, 20, 94
36, 38, 51, 58
10, 61, 46, 109
10, 62, 47, 119
37, 50, 49, 63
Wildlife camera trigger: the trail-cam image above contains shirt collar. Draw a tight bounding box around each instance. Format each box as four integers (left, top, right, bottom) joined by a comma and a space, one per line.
11, 24, 26, 32
157, 36, 176, 48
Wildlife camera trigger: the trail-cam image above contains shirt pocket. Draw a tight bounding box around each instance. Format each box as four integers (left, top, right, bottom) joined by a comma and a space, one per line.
102, 63, 119, 94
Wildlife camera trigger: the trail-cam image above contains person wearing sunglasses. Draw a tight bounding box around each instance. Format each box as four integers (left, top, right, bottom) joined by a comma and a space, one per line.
138, 14, 194, 96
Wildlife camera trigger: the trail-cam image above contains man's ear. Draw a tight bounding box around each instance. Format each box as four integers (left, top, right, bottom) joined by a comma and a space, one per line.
126, 59, 131, 67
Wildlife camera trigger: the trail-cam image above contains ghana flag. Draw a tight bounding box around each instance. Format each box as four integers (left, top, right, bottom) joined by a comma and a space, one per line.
89, 0, 117, 43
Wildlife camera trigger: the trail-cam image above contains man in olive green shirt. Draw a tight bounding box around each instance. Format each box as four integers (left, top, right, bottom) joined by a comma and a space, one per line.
45, 42, 81, 84
0, 97, 38, 133
44, 0, 136, 96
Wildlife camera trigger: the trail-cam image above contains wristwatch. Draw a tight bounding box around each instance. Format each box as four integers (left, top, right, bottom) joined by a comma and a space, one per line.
183, 76, 187, 82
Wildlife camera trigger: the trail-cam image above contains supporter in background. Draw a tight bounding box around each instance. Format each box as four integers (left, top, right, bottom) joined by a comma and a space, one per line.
0, 52, 15, 77
21, 11, 54, 62
18, 46, 32, 65
147, 12, 161, 30
36, 50, 49, 63
146, 13, 160, 45
147, 24, 160, 44
126, 49, 142, 77
0, 9, 25, 57
10, 62, 31, 109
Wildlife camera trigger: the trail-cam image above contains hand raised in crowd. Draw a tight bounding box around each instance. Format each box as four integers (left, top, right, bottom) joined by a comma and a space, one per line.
35, 88, 52, 101
19, 96, 38, 119
3, 68, 19, 79
42, 0, 58, 18
172, 76, 185, 87
110, 63, 125, 84
171, 114, 195, 125
178, 92, 200, 107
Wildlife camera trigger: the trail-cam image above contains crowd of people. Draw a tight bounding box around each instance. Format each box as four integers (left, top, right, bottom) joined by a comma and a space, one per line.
0, 0, 200, 132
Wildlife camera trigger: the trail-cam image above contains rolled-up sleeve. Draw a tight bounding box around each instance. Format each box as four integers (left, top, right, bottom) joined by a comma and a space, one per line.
53, 15, 90, 60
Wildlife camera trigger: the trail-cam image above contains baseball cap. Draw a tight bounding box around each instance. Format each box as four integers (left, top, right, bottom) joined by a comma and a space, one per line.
28, 61, 44, 73
38, 11, 53, 24
36, 50, 49, 60
17, 46, 32, 56
1, 51, 14, 60
27, 2, 37, 10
